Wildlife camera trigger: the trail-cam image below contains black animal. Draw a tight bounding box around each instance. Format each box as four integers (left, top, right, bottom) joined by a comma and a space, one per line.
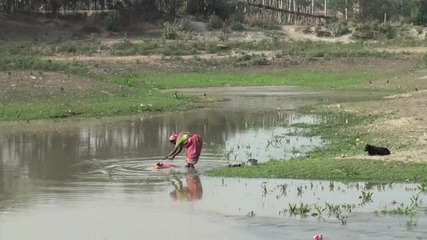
364, 144, 391, 156
228, 163, 242, 168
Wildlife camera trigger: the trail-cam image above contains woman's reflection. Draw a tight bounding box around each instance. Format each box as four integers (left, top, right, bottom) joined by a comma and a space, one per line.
169, 171, 203, 202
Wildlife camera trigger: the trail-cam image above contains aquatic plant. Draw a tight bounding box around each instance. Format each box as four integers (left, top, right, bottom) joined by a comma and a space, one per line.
341, 204, 355, 213
359, 191, 374, 205
410, 193, 423, 208
338, 215, 348, 226
298, 203, 311, 217
247, 211, 255, 217
288, 203, 298, 216
406, 217, 417, 230
277, 183, 288, 196
107, 169, 115, 180
377, 204, 416, 216
417, 181, 427, 193
313, 204, 326, 217
261, 182, 268, 197
329, 181, 335, 191
297, 186, 303, 196
325, 203, 342, 217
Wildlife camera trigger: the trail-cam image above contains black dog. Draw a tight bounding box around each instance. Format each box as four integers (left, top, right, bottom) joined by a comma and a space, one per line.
228, 163, 243, 168
364, 144, 391, 156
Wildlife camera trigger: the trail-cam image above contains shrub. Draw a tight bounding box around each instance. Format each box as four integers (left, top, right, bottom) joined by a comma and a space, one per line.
230, 21, 245, 31
331, 22, 350, 37
379, 23, 396, 39
217, 31, 229, 42
162, 22, 179, 40
208, 14, 224, 30
106, 11, 121, 32
246, 17, 281, 30
265, 31, 282, 43
177, 18, 193, 32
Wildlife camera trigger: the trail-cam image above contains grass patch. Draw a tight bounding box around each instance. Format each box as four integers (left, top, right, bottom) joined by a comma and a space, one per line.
209, 158, 427, 182
132, 70, 377, 89
208, 109, 427, 183
0, 69, 377, 121
0, 83, 195, 121
0, 55, 89, 74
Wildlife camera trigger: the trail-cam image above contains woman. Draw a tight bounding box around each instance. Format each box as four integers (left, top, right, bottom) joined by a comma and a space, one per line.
164, 132, 203, 168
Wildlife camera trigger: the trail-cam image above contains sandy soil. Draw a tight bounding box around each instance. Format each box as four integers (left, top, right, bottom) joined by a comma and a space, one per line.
326, 87, 427, 163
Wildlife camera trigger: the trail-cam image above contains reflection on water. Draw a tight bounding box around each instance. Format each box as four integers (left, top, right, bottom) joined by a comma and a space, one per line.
0, 110, 322, 183
1, 173, 426, 240
170, 170, 203, 202
0, 88, 419, 240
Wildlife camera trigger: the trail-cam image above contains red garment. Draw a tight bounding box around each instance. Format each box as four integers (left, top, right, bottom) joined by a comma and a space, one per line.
153, 163, 177, 170
175, 132, 203, 164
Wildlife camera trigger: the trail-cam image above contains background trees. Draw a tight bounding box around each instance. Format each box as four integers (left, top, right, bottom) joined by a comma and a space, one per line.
0, 0, 426, 25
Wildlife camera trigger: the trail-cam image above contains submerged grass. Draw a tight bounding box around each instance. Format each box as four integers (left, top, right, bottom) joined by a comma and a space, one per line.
208, 109, 427, 183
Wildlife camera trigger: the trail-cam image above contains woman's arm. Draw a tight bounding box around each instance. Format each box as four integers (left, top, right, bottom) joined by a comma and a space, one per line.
164, 133, 189, 159
164, 145, 182, 160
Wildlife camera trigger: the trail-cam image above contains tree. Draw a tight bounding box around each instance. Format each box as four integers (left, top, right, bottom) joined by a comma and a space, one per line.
415, 0, 427, 25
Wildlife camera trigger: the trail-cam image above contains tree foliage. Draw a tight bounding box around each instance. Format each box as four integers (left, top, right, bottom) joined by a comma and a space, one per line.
0, 0, 426, 26
328, 0, 427, 25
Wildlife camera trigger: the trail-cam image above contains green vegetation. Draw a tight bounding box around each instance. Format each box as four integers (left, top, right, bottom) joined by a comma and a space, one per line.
0, 69, 381, 121
1, 39, 406, 58
134, 70, 376, 89
208, 109, 427, 183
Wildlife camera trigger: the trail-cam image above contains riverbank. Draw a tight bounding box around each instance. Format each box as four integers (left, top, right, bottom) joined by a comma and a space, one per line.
208, 88, 427, 183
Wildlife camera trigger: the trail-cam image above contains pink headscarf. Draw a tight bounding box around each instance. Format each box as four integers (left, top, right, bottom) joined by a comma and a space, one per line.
169, 134, 178, 142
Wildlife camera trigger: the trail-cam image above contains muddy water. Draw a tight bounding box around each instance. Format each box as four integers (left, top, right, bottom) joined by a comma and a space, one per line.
1, 89, 424, 240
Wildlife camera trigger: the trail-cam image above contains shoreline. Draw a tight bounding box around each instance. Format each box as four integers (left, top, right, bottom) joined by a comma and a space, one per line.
207, 99, 427, 183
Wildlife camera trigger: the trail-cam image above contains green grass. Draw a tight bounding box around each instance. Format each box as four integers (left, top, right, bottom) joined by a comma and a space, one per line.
0, 91, 196, 121
210, 158, 427, 182
0, 55, 89, 74
0, 68, 390, 121
0, 40, 402, 58
133, 70, 377, 89
208, 109, 427, 183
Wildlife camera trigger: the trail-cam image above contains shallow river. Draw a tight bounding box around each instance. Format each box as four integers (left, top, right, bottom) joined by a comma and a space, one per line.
0, 87, 426, 240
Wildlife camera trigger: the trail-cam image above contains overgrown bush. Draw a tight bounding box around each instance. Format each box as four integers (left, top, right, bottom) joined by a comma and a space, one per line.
265, 31, 282, 43
106, 11, 122, 32
352, 21, 396, 40
230, 53, 270, 66
162, 22, 180, 40
230, 21, 245, 31
246, 17, 281, 30
330, 22, 350, 37
177, 18, 193, 32
217, 31, 229, 42
162, 19, 194, 40
379, 23, 396, 39
208, 14, 224, 30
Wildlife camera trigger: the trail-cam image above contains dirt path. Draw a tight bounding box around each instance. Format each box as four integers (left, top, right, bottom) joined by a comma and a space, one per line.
281, 25, 355, 43
43, 50, 278, 63
376, 47, 427, 53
